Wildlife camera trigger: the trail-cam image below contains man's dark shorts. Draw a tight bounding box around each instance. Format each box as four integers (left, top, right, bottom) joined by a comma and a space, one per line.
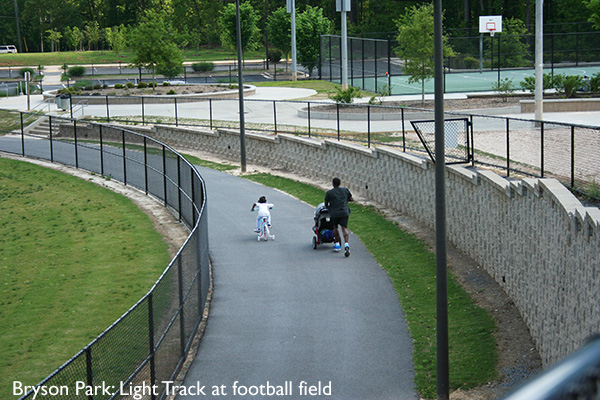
331, 216, 349, 228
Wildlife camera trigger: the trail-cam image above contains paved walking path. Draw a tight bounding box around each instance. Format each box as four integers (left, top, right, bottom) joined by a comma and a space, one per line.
175, 166, 417, 400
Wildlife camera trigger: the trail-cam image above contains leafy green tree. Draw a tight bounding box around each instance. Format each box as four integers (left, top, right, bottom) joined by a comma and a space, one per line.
84, 21, 101, 50
218, 1, 261, 53
129, 10, 184, 82
267, 7, 292, 59
296, 5, 332, 76
64, 26, 85, 51
46, 29, 62, 52
486, 17, 530, 68
105, 25, 128, 54
395, 3, 455, 103
585, 0, 600, 28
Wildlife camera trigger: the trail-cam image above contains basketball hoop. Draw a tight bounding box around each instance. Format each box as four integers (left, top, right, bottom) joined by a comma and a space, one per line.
479, 15, 502, 37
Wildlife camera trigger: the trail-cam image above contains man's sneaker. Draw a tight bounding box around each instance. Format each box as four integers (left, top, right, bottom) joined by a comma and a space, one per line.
254, 229, 260, 233
333, 242, 341, 252
344, 243, 350, 257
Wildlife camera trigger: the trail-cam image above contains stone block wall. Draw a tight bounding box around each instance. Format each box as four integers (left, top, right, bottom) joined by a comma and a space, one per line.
95, 123, 600, 366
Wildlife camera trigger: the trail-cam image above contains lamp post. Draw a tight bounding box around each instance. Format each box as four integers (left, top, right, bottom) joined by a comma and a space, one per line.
535, 0, 544, 121
434, 0, 449, 398
236, 0, 247, 172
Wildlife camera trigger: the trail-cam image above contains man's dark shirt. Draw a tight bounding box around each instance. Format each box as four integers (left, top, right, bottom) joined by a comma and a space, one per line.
324, 187, 352, 218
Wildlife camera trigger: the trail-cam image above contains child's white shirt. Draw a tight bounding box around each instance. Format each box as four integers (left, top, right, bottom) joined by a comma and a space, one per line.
254, 202, 273, 217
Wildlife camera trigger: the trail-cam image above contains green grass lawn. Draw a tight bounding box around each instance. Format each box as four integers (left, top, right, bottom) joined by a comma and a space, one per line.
243, 172, 498, 399
0, 48, 266, 67
0, 158, 171, 399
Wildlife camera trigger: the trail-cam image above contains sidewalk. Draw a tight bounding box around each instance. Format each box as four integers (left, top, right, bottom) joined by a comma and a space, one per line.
176, 166, 418, 400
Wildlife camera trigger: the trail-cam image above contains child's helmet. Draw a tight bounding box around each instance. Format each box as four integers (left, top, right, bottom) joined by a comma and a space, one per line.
258, 196, 267, 203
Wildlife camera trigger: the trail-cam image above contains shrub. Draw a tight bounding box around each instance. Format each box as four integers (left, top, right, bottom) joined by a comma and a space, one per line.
587, 73, 600, 93
492, 78, 515, 102
114, 83, 124, 89
520, 73, 556, 94
67, 66, 86, 77
268, 49, 282, 63
125, 82, 135, 88
463, 56, 479, 69
137, 82, 148, 88
18, 67, 36, 78
167, 89, 176, 95
162, 81, 171, 86
191, 62, 215, 72
329, 86, 362, 104
560, 75, 584, 98
93, 84, 102, 90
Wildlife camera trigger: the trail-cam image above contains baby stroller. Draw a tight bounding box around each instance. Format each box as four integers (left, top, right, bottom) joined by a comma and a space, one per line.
312, 203, 335, 249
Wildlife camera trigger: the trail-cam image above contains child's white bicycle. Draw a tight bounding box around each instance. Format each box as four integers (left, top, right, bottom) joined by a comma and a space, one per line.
257, 216, 275, 241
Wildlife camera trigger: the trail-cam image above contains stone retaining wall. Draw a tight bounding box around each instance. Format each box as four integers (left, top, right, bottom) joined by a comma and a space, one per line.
61, 122, 600, 366
520, 98, 600, 113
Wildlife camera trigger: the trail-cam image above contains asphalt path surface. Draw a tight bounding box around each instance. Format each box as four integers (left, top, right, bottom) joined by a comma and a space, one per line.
0, 136, 417, 399
175, 166, 417, 400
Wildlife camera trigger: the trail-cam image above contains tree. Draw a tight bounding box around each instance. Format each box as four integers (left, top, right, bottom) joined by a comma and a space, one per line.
129, 10, 184, 82
64, 26, 85, 51
105, 24, 128, 54
296, 5, 332, 76
486, 18, 530, 68
84, 21, 101, 50
585, 0, 600, 29
46, 29, 62, 52
267, 7, 292, 59
395, 3, 455, 103
218, 1, 261, 54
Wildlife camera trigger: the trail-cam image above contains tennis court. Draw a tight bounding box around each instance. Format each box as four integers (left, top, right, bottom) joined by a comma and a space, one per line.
366, 65, 600, 95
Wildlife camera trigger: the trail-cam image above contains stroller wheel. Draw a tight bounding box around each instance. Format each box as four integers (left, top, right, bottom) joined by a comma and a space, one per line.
312, 236, 318, 249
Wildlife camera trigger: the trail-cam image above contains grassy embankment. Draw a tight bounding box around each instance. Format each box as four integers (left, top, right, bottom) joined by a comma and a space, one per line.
0, 158, 171, 399
182, 155, 498, 399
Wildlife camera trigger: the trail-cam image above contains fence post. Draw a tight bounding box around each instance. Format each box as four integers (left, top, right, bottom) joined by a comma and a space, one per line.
105, 96, 110, 123
162, 146, 168, 207
142, 97, 145, 125
148, 294, 157, 400
144, 137, 149, 195
367, 105, 371, 148
177, 255, 187, 356
540, 122, 545, 178
74, 120, 79, 169
175, 98, 178, 127
336, 103, 340, 141
401, 108, 406, 152
49, 116, 54, 163
20, 112, 24, 156
506, 119, 510, 177
209, 99, 213, 130
122, 130, 127, 185
571, 126, 575, 189
99, 125, 104, 177
307, 102, 311, 137
273, 101, 277, 133
85, 347, 93, 400
177, 157, 182, 222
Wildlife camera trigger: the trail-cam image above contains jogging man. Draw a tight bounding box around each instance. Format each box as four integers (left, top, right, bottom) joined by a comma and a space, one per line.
324, 177, 353, 257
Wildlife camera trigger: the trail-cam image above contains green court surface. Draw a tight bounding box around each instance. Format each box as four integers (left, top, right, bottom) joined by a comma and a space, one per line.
361, 65, 600, 95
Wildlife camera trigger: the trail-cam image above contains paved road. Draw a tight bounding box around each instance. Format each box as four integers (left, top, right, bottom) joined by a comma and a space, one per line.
176, 166, 417, 400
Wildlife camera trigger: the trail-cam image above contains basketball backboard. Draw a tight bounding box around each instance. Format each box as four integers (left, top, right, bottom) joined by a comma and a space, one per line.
479, 15, 502, 36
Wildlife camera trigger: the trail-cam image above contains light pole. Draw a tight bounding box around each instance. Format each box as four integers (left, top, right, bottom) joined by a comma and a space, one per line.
434, 0, 449, 398
535, 0, 544, 121
337, 0, 349, 90
287, 0, 297, 81
236, 0, 247, 172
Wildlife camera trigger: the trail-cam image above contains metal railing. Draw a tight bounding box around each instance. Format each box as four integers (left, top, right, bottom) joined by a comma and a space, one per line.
61, 95, 600, 201
503, 335, 600, 400
0, 113, 210, 400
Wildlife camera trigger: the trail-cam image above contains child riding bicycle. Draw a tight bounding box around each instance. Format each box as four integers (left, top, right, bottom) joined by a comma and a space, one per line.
251, 196, 274, 233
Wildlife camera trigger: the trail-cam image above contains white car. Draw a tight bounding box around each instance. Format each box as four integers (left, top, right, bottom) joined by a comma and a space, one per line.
0, 45, 18, 53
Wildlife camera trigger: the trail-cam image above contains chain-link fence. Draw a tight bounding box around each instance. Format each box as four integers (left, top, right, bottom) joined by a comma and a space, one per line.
320, 29, 600, 95
45, 94, 599, 201
0, 112, 210, 400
